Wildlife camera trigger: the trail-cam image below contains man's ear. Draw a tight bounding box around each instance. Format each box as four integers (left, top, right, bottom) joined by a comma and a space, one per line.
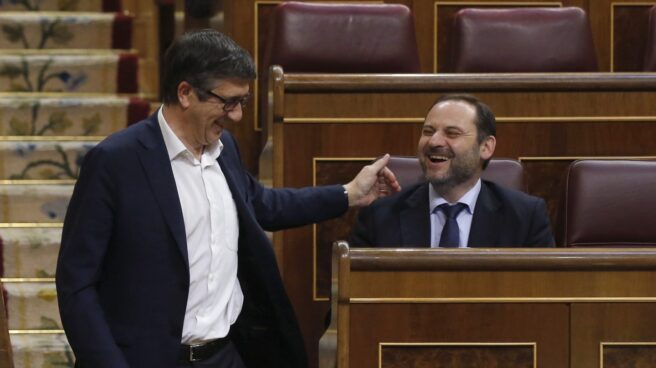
177, 81, 194, 109
480, 135, 496, 161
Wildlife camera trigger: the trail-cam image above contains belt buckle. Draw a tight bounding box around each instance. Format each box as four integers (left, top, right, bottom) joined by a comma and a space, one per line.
189, 342, 203, 362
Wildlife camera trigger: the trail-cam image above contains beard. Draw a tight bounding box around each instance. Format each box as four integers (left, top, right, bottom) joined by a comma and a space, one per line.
419, 145, 481, 192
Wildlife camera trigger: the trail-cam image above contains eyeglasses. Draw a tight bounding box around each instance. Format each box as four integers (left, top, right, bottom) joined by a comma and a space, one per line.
200, 89, 251, 112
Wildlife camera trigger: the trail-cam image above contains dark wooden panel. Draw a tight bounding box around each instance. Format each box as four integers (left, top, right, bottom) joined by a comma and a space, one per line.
612, 4, 654, 71
381, 344, 533, 368
571, 304, 656, 368
603, 345, 656, 368
315, 160, 367, 300
349, 303, 567, 367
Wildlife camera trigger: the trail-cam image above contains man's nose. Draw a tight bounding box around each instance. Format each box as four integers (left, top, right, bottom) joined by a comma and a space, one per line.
227, 103, 243, 121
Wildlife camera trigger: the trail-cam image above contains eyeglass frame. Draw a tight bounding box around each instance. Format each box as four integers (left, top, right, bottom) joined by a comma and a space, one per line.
196, 88, 251, 112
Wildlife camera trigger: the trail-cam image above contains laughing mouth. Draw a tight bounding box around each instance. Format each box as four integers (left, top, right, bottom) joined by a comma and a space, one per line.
428, 154, 450, 163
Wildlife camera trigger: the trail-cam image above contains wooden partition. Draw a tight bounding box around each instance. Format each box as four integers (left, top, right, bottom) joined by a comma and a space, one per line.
222, 0, 656, 173
321, 242, 656, 368
262, 67, 656, 367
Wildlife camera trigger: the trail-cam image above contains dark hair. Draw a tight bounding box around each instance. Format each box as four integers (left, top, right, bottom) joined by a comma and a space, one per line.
430, 93, 496, 169
161, 29, 256, 104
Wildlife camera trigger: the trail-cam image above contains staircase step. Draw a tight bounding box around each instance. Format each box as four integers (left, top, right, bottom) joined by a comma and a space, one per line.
0, 184, 73, 222
0, 140, 99, 180
1, 226, 61, 278
0, 94, 149, 136
0, 0, 113, 12
11, 333, 72, 368
0, 12, 133, 50
0, 50, 139, 93
4, 282, 59, 330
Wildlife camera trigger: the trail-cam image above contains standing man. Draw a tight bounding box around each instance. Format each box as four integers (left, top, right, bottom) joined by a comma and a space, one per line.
351, 94, 554, 248
56, 29, 399, 368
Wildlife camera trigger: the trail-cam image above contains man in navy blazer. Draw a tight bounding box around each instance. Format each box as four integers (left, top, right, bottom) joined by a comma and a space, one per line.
56, 30, 399, 368
351, 94, 554, 248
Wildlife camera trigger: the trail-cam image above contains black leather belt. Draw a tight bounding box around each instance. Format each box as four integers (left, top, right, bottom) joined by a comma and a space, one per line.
179, 337, 230, 362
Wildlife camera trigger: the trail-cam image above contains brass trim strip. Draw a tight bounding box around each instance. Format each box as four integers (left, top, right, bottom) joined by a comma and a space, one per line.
0, 223, 63, 228
351, 297, 656, 303
312, 157, 372, 301
0, 92, 156, 99
519, 156, 656, 161
0, 180, 76, 184
379, 341, 537, 368
9, 330, 65, 334
1, 278, 55, 283
0, 49, 138, 56
283, 116, 656, 124
433, 1, 562, 72
0, 136, 104, 141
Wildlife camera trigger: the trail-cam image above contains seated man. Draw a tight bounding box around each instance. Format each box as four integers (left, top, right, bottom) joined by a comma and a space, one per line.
351, 94, 554, 248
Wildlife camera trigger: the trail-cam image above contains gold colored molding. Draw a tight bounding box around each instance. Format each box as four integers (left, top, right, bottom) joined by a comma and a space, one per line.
312, 157, 372, 301
352, 297, 656, 303
609, 2, 656, 72
519, 156, 656, 161
0, 49, 138, 56
0, 136, 104, 141
0, 223, 63, 228
9, 330, 65, 334
433, 1, 563, 72
0, 180, 76, 184
0, 278, 55, 283
379, 341, 536, 368
284, 116, 656, 124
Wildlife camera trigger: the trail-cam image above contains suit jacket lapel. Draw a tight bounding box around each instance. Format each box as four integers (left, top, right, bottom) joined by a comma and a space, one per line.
400, 183, 431, 247
137, 116, 188, 264
469, 181, 502, 247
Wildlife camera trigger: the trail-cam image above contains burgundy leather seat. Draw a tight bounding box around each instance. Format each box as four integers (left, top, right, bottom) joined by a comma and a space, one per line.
561, 160, 656, 246
265, 2, 421, 73
260, 2, 421, 130
387, 156, 525, 192
644, 6, 656, 71
451, 7, 598, 72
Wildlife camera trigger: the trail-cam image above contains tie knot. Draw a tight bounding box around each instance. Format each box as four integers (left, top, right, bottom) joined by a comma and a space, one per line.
436, 203, 467, 219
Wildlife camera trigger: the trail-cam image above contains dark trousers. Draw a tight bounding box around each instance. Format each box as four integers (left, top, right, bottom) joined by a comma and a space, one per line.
177, 341, 246, 368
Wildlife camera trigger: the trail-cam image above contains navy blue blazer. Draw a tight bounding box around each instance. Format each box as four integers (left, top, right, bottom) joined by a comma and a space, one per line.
350, 181, 554, 247
56, 113, 348, 368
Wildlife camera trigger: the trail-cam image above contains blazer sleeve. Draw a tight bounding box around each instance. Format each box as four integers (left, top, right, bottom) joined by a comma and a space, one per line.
247, 170, 349, 231
526, 197, 556, 247
56, 145, 130, 368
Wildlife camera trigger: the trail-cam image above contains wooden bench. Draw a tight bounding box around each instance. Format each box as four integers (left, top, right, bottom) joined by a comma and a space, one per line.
261, 67, 656, 366
322, 242, 656, 368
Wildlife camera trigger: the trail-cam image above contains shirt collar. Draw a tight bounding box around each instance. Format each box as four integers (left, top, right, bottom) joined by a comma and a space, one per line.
157, 105, 223, 162
429, 178, 482, 214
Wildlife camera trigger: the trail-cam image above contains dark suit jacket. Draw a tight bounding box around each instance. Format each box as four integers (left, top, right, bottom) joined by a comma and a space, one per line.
351, 180, 554, 247
56, 114, 348, 368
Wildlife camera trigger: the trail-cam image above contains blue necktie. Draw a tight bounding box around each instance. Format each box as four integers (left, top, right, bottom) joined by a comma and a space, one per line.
436, 203, 467, 248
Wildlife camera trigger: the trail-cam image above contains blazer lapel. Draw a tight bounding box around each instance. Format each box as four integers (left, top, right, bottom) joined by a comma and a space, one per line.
468, 182, 502, 247
400, 183, 431, 247
137, 116, 188, 264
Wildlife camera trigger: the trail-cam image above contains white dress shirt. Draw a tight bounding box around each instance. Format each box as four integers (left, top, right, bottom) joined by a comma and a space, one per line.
429, 179, 482, 248
158, 107, 242, 344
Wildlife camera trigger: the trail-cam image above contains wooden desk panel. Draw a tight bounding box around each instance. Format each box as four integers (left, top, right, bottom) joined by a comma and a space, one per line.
322, 245, 656, 368
266, 70, 656, 367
